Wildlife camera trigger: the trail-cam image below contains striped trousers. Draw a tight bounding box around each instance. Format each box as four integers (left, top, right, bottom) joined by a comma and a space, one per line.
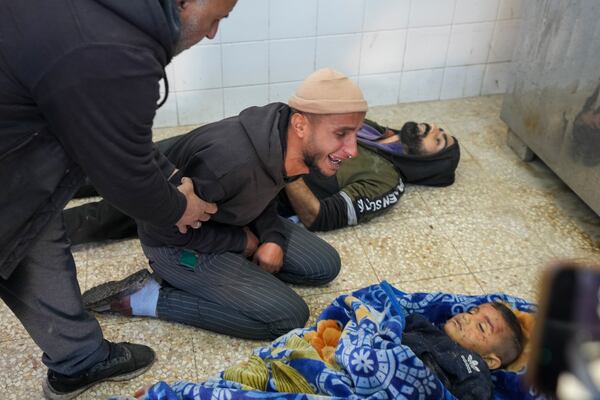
141, 218, 340, 340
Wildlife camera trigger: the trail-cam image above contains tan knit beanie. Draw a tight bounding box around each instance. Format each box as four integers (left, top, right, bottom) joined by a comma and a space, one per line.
288, 68, 368, 114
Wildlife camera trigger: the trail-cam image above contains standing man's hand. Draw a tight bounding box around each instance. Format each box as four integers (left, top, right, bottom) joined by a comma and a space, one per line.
243, 227, 259, 258
252, 242, 284, 273
176, 177, 217, 233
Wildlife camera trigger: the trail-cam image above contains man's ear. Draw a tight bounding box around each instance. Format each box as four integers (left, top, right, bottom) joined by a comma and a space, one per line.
176, 0, 189, 12
482, 353, 502, 370
290, 113, 308, 139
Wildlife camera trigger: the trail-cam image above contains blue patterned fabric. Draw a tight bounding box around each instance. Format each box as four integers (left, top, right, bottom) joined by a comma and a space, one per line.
137, 282, 545, 400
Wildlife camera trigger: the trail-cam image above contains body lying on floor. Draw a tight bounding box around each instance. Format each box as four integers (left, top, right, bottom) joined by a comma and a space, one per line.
124, 284, 536, 400
64, 119, 461, 244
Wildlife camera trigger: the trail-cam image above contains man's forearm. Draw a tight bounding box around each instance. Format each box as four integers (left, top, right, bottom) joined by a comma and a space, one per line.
285, 178, 320, 227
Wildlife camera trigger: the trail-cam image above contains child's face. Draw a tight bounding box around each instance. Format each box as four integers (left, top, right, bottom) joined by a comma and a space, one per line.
443, 303, 509, 362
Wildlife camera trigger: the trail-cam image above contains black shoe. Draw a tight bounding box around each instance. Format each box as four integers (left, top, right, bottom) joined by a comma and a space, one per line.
43, 341, 155, 399
83, 269, 152, 312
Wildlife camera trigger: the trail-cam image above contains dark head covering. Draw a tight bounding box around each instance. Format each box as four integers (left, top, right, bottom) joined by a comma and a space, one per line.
388, 140, 460, 186
358, 120, 461, 187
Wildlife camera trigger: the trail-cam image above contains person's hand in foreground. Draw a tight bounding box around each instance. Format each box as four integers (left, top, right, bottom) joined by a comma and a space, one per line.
243, 227, 259, 258
175, 177, 217, 233
253, 242, 284, 273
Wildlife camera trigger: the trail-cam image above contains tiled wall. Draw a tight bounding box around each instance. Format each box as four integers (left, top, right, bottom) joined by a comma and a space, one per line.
154, 0, 523, 128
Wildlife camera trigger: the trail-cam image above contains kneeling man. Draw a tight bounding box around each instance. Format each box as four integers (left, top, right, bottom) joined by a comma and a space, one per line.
83, 69, 367, 340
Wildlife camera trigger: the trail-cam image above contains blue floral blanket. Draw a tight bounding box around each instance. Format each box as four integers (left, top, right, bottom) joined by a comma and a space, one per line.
137, 282, 544, 400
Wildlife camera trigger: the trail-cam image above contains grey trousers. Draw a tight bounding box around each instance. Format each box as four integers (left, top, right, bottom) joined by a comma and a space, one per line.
0, 213, 108, 375
142, 218, 341, 340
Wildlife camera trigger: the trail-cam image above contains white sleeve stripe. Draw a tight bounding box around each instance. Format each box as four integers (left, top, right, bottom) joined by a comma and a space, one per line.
339, 191, 358, 226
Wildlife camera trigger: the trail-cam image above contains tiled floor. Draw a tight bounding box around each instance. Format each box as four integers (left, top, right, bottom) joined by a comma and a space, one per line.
2, 95, 599, 399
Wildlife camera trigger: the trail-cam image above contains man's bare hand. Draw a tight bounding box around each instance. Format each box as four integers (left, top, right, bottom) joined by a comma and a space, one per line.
243, 227, 259, 258
175, 177, 217, 234
252, 242, 284, 273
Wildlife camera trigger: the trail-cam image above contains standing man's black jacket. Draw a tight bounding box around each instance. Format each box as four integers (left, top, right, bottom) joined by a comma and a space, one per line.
0, 0, 188, 278
138, 103, 291, 253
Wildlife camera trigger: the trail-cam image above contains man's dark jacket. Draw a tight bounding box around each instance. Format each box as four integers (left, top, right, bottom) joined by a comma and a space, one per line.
0, 0, 187, 278
138, 103, 290, 253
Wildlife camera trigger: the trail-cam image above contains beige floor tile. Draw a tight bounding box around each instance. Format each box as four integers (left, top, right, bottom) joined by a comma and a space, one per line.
82, 252, 149, 293
482, 154, 566, 194
292, 228, 379, 296
524, 202, 600, 262
451, 122, 575, 207
366, 102, 436, 127
353, 217, 470, 282
72, 248, 89, 266
153, 125, 199, 141
304, 291, 349, 327
388, 273, 484, 295
440, 116, 504, 134
418, 160, 516, 215
79, 238, 144, 262
0, 338, 46, 399
439, 109, 506, 130
474, 265, 545, 302
435, 207, 554, 272
451, 138, 475, 162
192, 332, 270, 380
428, 95, 504, 122
0, 302, 29, 343
81, 319, 199, 399
378, 185, 434, 221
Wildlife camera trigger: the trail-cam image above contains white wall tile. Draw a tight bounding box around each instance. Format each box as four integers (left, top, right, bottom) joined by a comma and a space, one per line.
270, 0, 318, 39
447, 22, 495, 66
488, 19, 521, 63
454, 0, 500, 23
172, 44, 222, 91
440, 64, 485, 99
317, 0, 365, 35
269, 81, 300, 103
399, 68, 444, 102
177, 89, 224, 125
404, 26, 451, 71
316, 34, 362, 76
269, 38, 316, 83
222, 42, 269, 87
498, 0, 523, 19
219, 0, 269, 43
363, 0, 410, 31
359, 73, 401, 106
159, 64, 176, 94
223, 85, 269, 118
481, 62, 512, 94
154, 0, 519, 127
360, 30, 406, 75
409, 0, 456, 28
153, 92, 178, 128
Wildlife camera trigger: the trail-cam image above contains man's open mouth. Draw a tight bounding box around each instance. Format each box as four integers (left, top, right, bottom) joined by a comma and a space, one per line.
328, 154, 342, 168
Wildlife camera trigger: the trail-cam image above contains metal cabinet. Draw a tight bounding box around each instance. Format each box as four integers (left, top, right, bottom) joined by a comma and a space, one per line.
501, 0, 600, 215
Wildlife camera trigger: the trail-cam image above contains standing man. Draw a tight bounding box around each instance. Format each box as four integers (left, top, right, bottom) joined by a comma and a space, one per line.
0, 0, 237, 398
